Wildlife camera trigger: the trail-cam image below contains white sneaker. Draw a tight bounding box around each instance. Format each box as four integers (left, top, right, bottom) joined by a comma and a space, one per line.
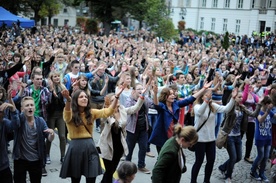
46, 156, 51, 164
225, 178, 231, 183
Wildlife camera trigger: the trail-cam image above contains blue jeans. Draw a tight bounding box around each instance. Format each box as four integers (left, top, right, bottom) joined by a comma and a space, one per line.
219, 136, 242, 179
147, 114, 157, 152
251, 144, 271, 174
191, 141, 216, 183
215, 112, 223, 138
126, 129, 148, 168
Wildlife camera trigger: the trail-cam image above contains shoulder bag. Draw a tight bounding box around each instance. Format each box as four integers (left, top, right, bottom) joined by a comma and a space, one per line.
188, 109, 211, 152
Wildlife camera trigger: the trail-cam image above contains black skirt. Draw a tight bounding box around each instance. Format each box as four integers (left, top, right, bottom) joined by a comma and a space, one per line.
60, 138, 102, 178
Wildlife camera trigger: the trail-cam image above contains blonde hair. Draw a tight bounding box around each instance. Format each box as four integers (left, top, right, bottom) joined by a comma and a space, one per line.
21, 96, 34, 107
174, 124, 198, 145
48, 70, 66, 93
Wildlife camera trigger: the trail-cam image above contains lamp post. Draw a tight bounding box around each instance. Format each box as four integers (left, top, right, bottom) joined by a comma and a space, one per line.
179, 7, 187, 20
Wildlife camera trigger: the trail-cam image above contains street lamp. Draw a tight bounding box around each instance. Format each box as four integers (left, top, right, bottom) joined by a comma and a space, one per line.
179, 7, 187, 20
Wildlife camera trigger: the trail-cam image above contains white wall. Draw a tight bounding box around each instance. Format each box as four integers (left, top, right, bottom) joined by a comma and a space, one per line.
169, 0, 276, 36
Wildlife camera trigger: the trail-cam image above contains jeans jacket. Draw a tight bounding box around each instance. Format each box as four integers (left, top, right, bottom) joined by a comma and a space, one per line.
125, 96, 153, 134
12, 112, 49, 167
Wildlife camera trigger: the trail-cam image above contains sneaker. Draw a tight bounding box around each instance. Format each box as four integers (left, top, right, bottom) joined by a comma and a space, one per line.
60, 157, 64, 164
146, 152, 155, 158
244, 157, 253, 164
250, 171, 261, 181
46, 155, 51, 164
259, 173, 269, 182
224, 178, 231, 183
42, 167, 47, 176
138, 167, 151, 174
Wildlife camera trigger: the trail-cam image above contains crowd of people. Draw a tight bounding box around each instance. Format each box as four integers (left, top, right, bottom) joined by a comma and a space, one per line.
0, 23, 276, 183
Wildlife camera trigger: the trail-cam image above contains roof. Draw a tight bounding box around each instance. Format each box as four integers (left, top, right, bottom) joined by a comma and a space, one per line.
0, 6, 35, 28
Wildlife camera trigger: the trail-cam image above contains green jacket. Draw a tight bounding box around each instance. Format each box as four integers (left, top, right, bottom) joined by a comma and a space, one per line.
152, 137, 186, 183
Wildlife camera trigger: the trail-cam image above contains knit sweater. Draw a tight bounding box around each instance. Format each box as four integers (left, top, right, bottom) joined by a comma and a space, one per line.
63, 107, 114, 139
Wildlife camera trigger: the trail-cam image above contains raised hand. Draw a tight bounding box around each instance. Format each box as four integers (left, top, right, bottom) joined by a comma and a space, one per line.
115, 83, 126, 97
203, 81, 213, 89
153, 84, 158, 94
61, 90, 71, 100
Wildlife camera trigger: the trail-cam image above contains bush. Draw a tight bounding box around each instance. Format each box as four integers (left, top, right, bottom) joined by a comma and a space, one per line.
222, 31, 230, 50
85, 19, 98, 34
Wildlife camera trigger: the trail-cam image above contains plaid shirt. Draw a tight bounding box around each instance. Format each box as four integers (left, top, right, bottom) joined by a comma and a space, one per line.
21, 85, 52, 121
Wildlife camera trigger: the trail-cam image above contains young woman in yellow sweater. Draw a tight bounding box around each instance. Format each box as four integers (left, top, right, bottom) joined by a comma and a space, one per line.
59, 85, 125, 183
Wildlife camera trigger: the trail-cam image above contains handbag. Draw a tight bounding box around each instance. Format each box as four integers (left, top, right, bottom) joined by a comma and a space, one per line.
216, 130, 228, 149
188, 109, 211, 152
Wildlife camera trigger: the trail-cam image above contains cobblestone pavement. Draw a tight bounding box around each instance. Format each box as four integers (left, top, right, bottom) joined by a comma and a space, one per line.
8, 130, 271, 183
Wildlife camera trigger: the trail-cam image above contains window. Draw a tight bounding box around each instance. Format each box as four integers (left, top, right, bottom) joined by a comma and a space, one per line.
211, 18, 216, 31
178, 0, 183, 7
186, 0, 191, 7
268, 0, 272, 8
224, 0, 230, 8
223, 18, 228, 32
64, 19, 69, 26
261, 0, 267, 8
212, 0, 218, 8
252, 0, 255, 8
200, 17, 204, 30
53, 19, 58, 27
202, 0, 207, 7
238, 0, 243, 8
235, 19, 241, 35
63, 8, 67, 13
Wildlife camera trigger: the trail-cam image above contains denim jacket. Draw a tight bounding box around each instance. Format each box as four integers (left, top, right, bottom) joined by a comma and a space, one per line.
12, 112, 49, 166
125, 96, 153, 134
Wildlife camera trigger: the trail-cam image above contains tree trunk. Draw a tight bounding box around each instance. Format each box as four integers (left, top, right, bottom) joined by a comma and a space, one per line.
34, 10, 40, 26
48, 16, 52, 25
139, 20, 143, 30
104, 21, 111, 36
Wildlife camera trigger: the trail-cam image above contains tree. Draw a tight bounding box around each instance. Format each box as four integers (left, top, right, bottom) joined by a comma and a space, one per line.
0, 0, 23, 15
39, 0, 61, 25
23, 0, 45, 24
127, 0, 148, 29
145, 0, 168, 27
88, 0, 129, 36
154, 18, 177, 41
222, 31, 230, 50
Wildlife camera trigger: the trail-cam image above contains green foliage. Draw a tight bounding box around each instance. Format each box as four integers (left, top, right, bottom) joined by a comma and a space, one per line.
153, 18, 178, 41
39, 0, 61, 18
145, 0, 168, 27
222, 31, 230, 50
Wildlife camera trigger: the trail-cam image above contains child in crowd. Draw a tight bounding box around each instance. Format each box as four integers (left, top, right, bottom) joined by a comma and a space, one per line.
114, 161, 137, 183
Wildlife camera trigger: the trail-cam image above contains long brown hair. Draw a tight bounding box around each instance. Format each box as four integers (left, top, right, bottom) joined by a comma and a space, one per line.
158, 87, 172, 103
71, 89, 92, 126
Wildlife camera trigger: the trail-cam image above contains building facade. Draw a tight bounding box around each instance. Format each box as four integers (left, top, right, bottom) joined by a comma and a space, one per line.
168, 0, 276, 36
39, 6, 77, 27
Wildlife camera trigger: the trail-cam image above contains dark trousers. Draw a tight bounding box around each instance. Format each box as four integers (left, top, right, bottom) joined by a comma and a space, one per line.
147, 114, 157, 152
0, 167, 12, 183
241, 122, 255, 159
191, 141, 216, 183
14, 159, 42, 183
126, 129, 148, 168
101, 144, 124, 183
